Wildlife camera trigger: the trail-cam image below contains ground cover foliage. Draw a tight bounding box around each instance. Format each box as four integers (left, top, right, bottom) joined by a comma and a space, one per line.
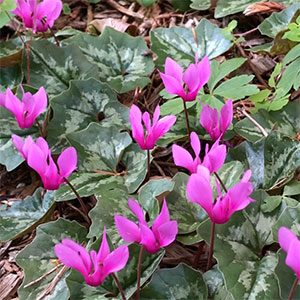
0, 0, 300, 299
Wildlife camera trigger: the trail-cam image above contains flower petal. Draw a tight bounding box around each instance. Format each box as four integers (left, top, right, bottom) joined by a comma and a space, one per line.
57, 147, 77, 178
140, 223, 159, 254
152, 199, 170, 234
278, 227, 298, 253
183, 63, 200, 94
97, 228, 110, 262
172, 144, 195, 173
190, 131, 201, 157
114, 215, 141, 243
128, 198, 145, 224
219, 99, 233, 137
156, 220, 178, 248
129, 104, 145, 149
159, 72, 185, 97
285, 238, 300, 281
197, 56, 211, 88
27, 143, 48, 175
164, 57, 183, 83
202, 140, 226, 173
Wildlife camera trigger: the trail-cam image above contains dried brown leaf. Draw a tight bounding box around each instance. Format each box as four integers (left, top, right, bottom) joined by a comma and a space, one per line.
244, 1, 286, 16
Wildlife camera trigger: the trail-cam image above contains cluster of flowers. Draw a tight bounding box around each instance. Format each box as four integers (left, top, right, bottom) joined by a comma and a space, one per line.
1, 1, 299, 292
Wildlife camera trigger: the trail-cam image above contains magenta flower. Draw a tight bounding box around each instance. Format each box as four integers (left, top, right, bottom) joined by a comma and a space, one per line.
159, 56, 211, 102
200, 99, 233, 140
12, 134, 77, 190
55, 229, 129, 287
278, 227, 300, 281
115, 198, 178, 254
172, 131, 226, 174
11, 0, 62, 33
129, 104, 176, 150
0, 86, 47, 129
187, 166, 254, 224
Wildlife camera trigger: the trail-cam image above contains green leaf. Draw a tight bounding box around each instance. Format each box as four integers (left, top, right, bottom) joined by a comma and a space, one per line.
190, 0, 210, 10
64, 27, 154, 93
16, 218, 87, 300
261, 195, 283, 213
214, 0, 299, 18
203, 266, 234, 300
228, 132, 300, 190
259, 4, 300, 38
169, 0, 192, 12
166, 172, 207, 234
0, 0, 16, 28
150, 18, 231, 69
213, 75, 259, 100
160, 97, 196, 116
139, 178, 175, 221
275, 249, 300, 300
283, 180, 300, 196
22, 39, 99, 96
47, 78, 129, 152
122, 144, 148, 193
198, 190, 285, 300
87, 182, 132, 241
62, 3, 71, 14
0, 65, 22, 92
208, 58, 247, 91
140, 263, 208, 299
234, 101, 300, 142
67, 123, 132, 172
137, 0, 156, 7
0, 188, 55, 242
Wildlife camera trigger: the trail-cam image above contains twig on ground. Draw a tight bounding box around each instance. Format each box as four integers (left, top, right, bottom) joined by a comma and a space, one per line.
105, 0, 144, 20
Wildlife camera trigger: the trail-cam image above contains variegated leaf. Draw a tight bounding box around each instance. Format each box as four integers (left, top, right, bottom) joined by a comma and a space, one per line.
63, 27, 154, 93
22, 39, 99, 96
150, 18, 231, 69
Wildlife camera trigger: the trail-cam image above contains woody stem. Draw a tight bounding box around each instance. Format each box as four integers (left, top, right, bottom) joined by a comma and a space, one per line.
111, 273, 126, 300
136, 246, 144, 300
206, 222, 216, 271
214, 172, 228, 193
288, 277, 298, 300
63, 177, 91, 225
35, 119, 44, 138
183, 100, 191, 138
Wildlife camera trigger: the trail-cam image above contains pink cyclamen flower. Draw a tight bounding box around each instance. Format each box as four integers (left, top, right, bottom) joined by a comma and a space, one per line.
12, 134, 77, 190
55, 228, 129, 287
11, 0, 62, 33
115, 198, 178, 254
187, 166, 254, 224
172, 131, 226, 174
200, 99, 233, 140
129, 104, 176, 150
159, 55, 211, 102
278, 227, 300, 281
0, 86, 47, 129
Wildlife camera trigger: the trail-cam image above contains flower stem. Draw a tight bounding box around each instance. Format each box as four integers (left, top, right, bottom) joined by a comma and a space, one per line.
288, 277, 299, 300
35, 119, 44, 138
183, 100, 191, 138
146, 150, 150, 180
111, 273, 126, 300
26, 30, 34, 85
63, 177, 91, 225
206, 222, 216, 271
136, 246, 144, 300
214, 172, 228, 193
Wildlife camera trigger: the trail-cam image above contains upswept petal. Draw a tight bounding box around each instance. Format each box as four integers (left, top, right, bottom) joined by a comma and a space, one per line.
57, 147, 77, 178
114, 215, 141, 243
36, 137, 49, 157
140, 223, 159, 254
31, 86, 47, 117
278, 227, 298, 253
211, 196, 230, 224
97, 228, 110, 262
142, 112, 152, 135
197, 56, 211, 88
164, 57, 183, 83
202, 140, 226, 173
156, 220, 177, 247
38, 0, 62, 27
129, 104, 145, 149
241, 169, 252, 182
200, 105, 219, 139
186, 169, 213, 217
219, 99, 233, 136
159, 72, 185, 97
128, 198, 145, 224
183, 63, 200, 94
4, 88, 23, 119
27, 143, 48, 175
152, 115, 176, 141
285, 238, 300, 281
54, 241, 90, 277
102, 245, 129, 276
190, 132, 201, 157
43, 154, 60, 190
152, 104, 160, 126
12, 134, 25, 158
0, 91, 5, 106
22, 136, 35, 158
152, 199, 170, 234
172, 144, 195, 173
59, 238, 92, 273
